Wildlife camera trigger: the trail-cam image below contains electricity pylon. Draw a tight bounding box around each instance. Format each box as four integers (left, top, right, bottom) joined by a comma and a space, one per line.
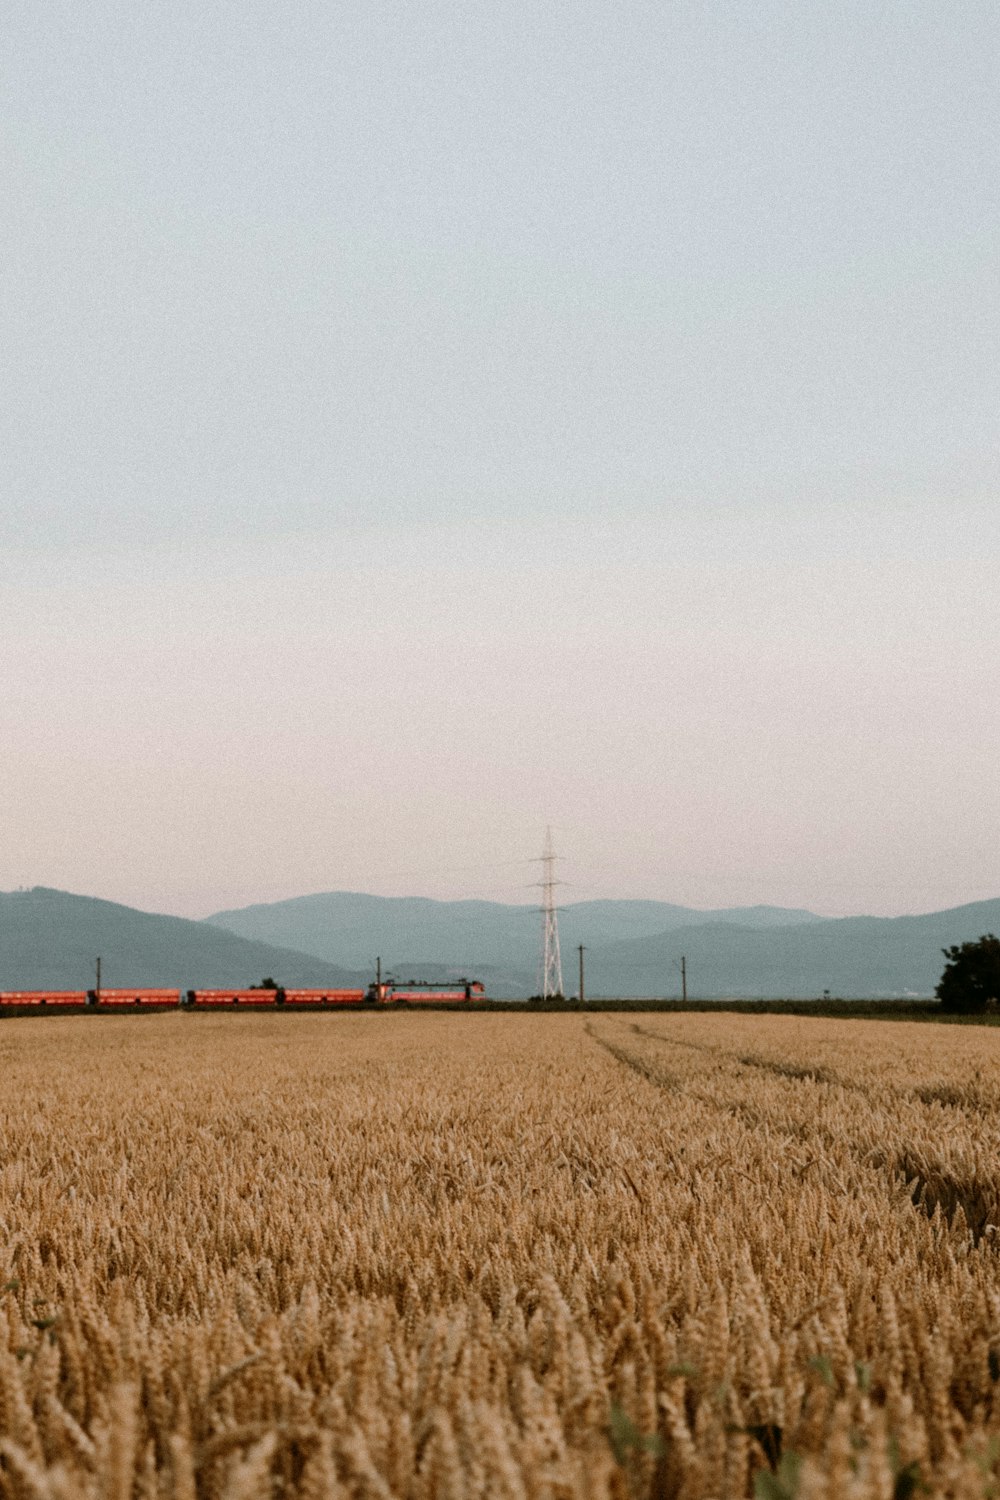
537, 826, 564, 999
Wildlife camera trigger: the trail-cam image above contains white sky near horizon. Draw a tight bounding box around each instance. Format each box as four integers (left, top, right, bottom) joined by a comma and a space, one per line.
2, 1, 998, 920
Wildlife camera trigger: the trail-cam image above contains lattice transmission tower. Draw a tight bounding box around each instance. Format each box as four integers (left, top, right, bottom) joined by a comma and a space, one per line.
537, 826, 564, 999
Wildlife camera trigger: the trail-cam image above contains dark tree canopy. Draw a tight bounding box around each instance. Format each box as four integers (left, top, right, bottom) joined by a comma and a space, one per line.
935, 935, 1000, 1013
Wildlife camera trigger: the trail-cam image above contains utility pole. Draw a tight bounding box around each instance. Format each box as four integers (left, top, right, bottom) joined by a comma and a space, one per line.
537, 827, 564, 999
578, 944, 585, 1005
376, 955, 381, 998
95, 956, 101, 998
681, 955, 687, 1004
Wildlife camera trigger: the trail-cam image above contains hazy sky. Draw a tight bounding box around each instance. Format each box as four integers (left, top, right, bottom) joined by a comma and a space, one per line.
3, 1, 998, 919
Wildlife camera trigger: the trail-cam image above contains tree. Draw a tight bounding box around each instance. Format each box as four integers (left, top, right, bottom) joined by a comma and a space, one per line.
935, 935, 1000, 1013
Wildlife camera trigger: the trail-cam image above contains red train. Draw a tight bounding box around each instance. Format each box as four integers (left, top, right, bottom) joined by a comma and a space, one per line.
0, 981, 486, 1011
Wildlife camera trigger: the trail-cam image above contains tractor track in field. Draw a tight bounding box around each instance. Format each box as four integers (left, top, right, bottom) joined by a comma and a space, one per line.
588, 1018, 1000, 1248
585, 1022, 681, 1092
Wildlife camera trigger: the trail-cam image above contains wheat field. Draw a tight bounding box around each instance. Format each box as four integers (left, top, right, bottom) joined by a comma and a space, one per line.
2, 1010, 1000, 1499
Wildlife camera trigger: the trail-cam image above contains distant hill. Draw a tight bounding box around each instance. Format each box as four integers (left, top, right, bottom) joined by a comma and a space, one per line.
583, 900, 1000, 999
206, 890, 1000, 999
0, 888, 368, 991
204, 892, 823, 975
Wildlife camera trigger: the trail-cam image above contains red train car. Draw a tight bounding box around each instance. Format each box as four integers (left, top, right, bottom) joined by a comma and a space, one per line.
89, 989, 179, 1007
281, 989, 367, 1006
0, 990, 89, 1008
185, 989, 281, 1007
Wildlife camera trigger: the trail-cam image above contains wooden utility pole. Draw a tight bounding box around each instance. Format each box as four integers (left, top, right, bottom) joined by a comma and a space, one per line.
681, 955, 687, 1003
376, 955, 381, 997
578, 944, 585, 1005
95, 956, 101, 998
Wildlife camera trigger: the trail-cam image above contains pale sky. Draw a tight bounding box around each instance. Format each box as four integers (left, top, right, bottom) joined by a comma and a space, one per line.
2, 2, 998, 919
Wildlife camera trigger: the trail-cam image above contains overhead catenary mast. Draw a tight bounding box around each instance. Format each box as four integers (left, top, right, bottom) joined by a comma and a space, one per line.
538, 826, 564, 999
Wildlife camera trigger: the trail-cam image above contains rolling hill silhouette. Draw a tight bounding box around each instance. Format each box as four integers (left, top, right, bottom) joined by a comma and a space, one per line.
207, 891, 1000, 998
0, 888, 367, 990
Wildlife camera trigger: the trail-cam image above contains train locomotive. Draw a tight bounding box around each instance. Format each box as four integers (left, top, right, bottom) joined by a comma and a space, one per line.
0, 980, 486, 1012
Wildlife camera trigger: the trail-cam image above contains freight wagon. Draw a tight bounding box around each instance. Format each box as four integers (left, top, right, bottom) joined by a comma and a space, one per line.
0, 990, 91, 1008
93, 989, 180, 1007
